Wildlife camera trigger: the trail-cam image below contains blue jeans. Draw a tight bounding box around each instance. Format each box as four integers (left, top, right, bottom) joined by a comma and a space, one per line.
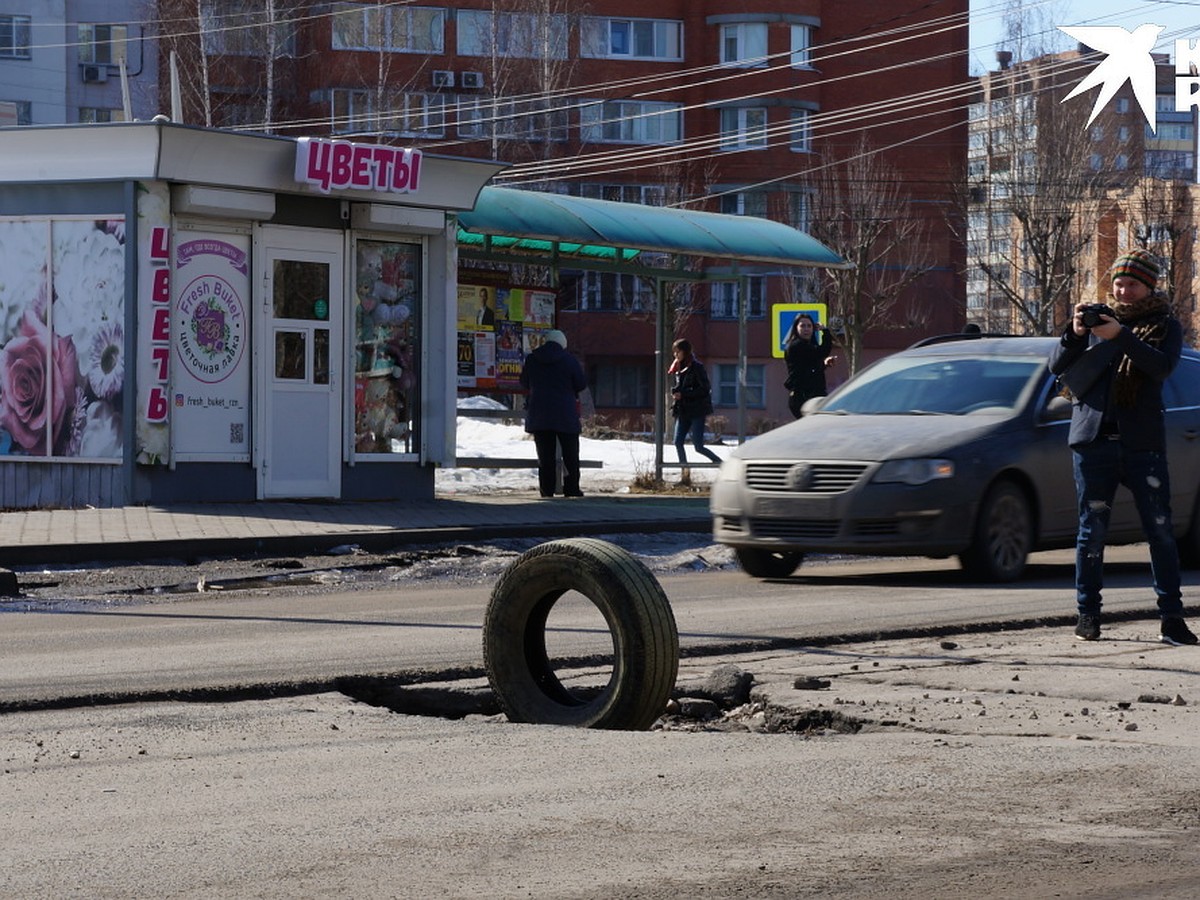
674, 415, 720, 464
1072, 439, 1182, 617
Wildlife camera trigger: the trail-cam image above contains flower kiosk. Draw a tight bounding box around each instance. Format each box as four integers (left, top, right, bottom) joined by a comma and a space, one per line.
0, 122, 504, 508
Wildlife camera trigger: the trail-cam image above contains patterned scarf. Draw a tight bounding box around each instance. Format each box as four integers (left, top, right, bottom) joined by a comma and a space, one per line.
1110, 293, 1171, 408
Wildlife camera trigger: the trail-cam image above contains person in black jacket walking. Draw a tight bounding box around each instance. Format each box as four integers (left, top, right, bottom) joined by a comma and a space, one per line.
520, 329, 587, 497
669, 339, 721, 465
1047, 249, 1195, 645
783, 314, 835, 418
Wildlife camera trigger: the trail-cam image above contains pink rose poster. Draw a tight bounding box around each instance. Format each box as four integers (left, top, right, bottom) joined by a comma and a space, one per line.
0, 217, 126, 459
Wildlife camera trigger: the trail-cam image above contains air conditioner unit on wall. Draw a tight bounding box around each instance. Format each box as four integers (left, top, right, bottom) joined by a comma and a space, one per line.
460, 71, 484, 89
432, 70, 455, 88
82, 64, 108, 84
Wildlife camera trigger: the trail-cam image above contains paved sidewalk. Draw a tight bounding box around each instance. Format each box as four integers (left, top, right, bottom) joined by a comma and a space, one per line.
0, 492, 712, 567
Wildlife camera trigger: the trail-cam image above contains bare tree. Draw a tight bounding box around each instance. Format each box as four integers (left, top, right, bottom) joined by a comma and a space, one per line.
153, 0, 305, 132
963, 48, 1109, 336
803, 139, 935, 373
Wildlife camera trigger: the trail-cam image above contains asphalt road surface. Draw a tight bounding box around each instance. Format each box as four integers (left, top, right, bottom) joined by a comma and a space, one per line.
2, 543, 1199, 898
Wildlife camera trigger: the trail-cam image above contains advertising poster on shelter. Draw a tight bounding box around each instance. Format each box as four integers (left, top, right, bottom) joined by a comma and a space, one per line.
171, 233, 251, 460
495, 320, 524, 391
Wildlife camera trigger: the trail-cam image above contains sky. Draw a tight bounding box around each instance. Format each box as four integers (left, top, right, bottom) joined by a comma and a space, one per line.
969, 0, 1200, 73
437, 397, 725, 496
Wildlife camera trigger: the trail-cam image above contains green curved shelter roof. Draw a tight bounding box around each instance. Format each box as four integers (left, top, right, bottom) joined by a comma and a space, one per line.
457, 186, 846, 269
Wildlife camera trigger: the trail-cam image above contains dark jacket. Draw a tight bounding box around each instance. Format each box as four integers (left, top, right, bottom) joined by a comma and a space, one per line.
784, 329, 833, 401
672, 361, 714, 419
1047, 316, 1182, 451
520, 342, 587, 434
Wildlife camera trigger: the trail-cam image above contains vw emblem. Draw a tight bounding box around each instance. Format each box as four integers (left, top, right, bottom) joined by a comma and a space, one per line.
788, 464, 814, 491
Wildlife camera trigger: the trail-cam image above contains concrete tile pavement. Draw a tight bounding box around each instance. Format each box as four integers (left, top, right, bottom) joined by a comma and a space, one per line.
0, 492, 712, 567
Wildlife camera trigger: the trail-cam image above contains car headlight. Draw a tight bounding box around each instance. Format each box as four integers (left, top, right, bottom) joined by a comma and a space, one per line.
873, 459, 955, 485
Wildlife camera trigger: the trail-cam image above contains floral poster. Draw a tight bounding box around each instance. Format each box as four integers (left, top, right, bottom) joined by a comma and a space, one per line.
171, 234, 251, 461
352, 239, 420, 455
0, 217, 126, 460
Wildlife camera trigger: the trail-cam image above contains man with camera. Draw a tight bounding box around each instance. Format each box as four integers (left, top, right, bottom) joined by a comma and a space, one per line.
1048, 248, 1195, 645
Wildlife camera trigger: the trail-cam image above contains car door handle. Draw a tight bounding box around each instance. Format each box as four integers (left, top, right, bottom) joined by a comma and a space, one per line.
1184, 430, 1200, 441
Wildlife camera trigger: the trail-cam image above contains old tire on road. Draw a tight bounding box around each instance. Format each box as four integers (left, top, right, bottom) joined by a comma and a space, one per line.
483, 538, 679, 731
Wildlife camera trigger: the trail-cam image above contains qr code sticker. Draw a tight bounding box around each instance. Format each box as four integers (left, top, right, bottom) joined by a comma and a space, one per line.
230, 423, 245, 444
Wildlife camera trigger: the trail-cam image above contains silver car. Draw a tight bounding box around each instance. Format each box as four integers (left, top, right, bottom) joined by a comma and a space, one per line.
711, 335, 1200, 581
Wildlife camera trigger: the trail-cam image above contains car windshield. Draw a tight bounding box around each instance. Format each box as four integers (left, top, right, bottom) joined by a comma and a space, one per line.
819, 356, 1045, 415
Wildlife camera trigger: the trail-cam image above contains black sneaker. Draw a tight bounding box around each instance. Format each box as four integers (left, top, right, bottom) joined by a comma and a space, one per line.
1074, 614, 1101, 641
1160, 618, 1198, 646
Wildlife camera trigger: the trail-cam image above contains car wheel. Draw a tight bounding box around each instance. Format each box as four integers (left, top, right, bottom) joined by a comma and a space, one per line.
735, 547, 805, 578
482, 538, 679, 731
959, 480, 1033, 582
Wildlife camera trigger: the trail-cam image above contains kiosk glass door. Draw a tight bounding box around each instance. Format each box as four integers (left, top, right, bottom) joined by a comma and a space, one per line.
258, 231, 342, 499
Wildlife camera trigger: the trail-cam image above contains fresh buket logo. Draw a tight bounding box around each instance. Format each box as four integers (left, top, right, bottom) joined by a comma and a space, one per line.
1058, 25, 1200, 133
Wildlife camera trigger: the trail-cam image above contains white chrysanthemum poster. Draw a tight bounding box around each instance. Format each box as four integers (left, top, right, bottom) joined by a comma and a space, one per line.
0, 217, 125, 459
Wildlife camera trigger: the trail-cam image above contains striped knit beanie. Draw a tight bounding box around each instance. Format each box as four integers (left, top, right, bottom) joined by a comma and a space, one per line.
1109, 249, 1160, 290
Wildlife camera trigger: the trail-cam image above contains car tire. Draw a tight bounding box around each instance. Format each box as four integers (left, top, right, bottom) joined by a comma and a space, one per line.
482, 538, 679, 731
735, 547, 805, 578
959, 480, 1033, 582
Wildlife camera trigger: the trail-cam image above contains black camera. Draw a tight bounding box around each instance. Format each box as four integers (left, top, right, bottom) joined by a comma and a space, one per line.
1079, 303, 1114, 329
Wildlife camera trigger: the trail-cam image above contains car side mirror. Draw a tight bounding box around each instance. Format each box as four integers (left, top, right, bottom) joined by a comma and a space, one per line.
1042, 393, 1072, 422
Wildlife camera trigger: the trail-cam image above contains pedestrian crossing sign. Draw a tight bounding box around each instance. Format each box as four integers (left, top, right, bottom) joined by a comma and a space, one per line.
772, 303, 828, 358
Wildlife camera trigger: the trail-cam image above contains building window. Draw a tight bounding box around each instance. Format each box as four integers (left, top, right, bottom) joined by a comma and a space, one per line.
332, 88, 373, 133
715, 363, 766, 408
793, 270, 820, 303
710, 278, 765, 319
457, 9, 567, 59
333, 89, 445, 136
1114, 153, 1129, 171
720, 22, 767, 67
201, 0, 298, 56
578, 272, 655, 312
0, 99, 31, 125
790, 25, 812, 67
78, 24, 128, 65
1088, 153, 1103, 171
590, 361, 652, 408
330, 3, 444, 53
457, 96, 568, 141
578, 183, 666, 205
719, 107, 768, 149
0, 14, 30, 59
1089, 125, 1103, 142
719, 191, 768, 218
1115, 98, 1130, 113
790, 109, 812, 151
380, 93, 446, 137
79, 107, 126, 123
788, 192, 812, 232
579, 99, 682, 144
580, 17, 682, 60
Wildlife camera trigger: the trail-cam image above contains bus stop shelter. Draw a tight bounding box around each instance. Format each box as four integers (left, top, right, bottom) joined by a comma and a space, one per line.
457, 186, 847, 479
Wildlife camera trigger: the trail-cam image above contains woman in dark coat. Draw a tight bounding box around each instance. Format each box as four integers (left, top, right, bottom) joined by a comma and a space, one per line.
670, 339, 721, 465
520, 329, 587, 497
784, 314, 835, 418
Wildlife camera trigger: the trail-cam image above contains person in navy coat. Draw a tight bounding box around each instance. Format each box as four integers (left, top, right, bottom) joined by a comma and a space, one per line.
520, 329, 587, 497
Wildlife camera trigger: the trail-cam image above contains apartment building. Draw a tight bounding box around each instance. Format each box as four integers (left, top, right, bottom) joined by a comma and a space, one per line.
0, 2, 160, 126
967, 45, 1198, 336
165, 0, 966, 428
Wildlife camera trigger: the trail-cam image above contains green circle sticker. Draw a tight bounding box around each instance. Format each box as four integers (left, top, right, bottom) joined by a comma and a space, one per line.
314, 298, 329, 319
